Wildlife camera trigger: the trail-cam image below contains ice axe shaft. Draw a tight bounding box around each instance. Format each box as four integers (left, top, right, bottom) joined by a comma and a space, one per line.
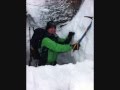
77, 16, 93, 43
78, 21, 92, 44
72, 16, 93, 52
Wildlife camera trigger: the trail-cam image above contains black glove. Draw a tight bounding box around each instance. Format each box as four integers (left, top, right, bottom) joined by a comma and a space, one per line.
71, 43, 80, 52
68, 32, 75, 37
64, 32, 75, 44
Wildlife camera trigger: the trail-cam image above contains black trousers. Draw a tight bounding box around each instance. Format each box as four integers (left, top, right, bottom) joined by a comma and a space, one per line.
29, 48, 41, 66
30, 49, 57, 66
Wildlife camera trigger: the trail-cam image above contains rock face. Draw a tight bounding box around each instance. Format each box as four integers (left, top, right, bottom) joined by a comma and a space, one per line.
26, 0, 83, 28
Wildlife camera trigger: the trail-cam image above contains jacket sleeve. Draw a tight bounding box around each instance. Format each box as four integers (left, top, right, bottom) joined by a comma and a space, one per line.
58, 37, 66, 43
41, 37, 72, 52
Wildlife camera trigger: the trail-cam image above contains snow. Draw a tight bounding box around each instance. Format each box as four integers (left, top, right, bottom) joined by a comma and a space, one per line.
26, 0, 94, 90
27, 60, 93, 90
26, 0, 80, 28
26, 0, 48, 27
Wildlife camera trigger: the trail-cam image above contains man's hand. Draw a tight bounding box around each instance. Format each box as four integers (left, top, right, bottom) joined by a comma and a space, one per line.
68, 32, 75, 37
71, 43, 80, 52
64, 32, 75, 44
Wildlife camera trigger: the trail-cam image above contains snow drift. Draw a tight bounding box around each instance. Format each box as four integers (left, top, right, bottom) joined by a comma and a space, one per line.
27, 60, 94, 90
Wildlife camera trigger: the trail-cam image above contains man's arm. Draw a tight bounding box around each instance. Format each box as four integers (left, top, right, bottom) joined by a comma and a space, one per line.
58, 38, 66, 43
41, 37, 72, 53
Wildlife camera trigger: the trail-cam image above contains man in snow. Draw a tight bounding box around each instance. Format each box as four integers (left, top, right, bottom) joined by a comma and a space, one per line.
38, 21, 80, 66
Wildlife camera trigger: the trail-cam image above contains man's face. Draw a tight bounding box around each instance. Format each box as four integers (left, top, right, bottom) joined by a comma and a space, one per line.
48, 27, 56, 34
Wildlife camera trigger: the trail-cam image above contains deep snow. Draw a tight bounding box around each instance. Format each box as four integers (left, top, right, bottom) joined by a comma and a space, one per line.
26, 0, 94, 90
27, 60, 93, 90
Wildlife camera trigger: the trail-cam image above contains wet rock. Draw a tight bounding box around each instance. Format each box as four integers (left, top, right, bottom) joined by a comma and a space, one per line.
26, 0, 83, 27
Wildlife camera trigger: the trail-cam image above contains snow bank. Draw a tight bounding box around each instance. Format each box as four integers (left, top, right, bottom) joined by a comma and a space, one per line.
27, 60, 93, 90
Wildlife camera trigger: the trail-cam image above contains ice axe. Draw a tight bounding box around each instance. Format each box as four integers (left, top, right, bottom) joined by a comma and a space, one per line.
72, 16, 93, 51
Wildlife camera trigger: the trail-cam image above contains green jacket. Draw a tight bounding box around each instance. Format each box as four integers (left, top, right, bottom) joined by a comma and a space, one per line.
41, 37, 72, 64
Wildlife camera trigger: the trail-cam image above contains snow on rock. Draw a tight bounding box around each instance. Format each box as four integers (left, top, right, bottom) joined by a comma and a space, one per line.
27, 60, 93, 90
26, 0, 48, 27
26, 0, 81, 28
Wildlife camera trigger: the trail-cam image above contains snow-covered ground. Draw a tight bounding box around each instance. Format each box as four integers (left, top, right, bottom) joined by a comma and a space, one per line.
27, 60, 93, 90
26, 0, 94, 90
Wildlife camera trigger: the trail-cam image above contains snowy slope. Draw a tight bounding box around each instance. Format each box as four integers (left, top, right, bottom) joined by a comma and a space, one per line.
27, 60, 93, 90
